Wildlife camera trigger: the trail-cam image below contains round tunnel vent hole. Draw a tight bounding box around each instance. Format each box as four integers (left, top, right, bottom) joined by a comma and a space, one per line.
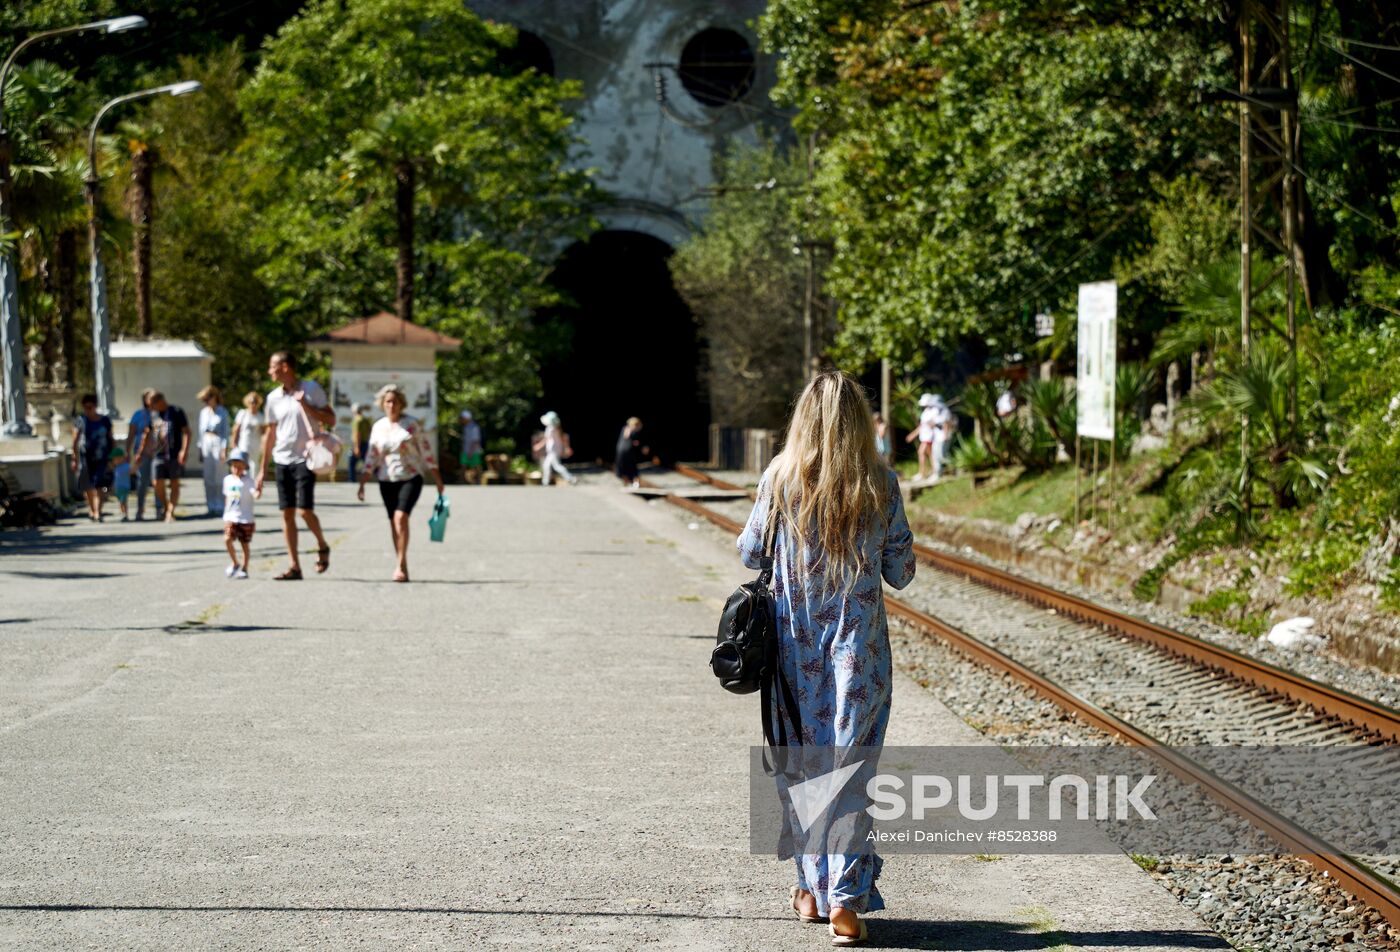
678, 28, 754, 107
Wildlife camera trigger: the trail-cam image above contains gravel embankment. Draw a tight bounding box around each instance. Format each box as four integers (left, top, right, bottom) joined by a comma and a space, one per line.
917, 532, 1400, 711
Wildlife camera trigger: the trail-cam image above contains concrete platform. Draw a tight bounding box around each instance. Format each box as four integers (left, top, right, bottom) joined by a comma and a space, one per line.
0, 483, 1226, 950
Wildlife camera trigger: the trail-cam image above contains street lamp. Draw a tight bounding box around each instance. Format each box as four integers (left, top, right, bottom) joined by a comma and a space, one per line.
85, 81, 201, 419
0, 14, 147, 437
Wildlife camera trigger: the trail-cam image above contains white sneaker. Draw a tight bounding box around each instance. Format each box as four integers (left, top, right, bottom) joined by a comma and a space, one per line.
233, 568, 249, 580
225, 563, 237, 578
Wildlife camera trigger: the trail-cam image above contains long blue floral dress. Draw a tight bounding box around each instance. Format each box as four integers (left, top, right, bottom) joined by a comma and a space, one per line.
737, 468, 916, 915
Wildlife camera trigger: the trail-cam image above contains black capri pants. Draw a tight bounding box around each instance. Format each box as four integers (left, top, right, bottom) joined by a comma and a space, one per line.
378, 475, 423, 517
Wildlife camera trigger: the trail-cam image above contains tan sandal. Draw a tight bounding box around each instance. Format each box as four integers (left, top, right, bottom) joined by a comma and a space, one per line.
829, 920, 868, 947
789, 887, 825, 923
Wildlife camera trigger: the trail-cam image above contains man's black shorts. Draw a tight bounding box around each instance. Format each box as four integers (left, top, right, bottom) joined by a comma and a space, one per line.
153, 460, 182, 481
275, 461, 316, 511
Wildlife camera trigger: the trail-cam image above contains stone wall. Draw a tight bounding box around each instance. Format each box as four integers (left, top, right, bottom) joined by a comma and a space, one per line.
468, 0, 782, 245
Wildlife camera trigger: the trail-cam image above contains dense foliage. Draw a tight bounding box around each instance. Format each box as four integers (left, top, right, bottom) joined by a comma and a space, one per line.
733, 0, 1400, 600
669, 142, 813, 429
3, 0, 596, 434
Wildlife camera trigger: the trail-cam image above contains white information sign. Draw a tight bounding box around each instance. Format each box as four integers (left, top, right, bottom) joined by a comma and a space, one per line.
1076, 280, 1117, 441
328, 368, 439, 451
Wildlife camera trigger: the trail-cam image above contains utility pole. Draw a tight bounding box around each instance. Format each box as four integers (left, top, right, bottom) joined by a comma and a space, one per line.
1235, 0, 1304, 517
85, 81, 202, 418
880, 359, 891, 428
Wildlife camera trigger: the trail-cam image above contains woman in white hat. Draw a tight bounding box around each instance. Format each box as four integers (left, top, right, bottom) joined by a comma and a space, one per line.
904, 393, 949, 482
532, 411, 576, 486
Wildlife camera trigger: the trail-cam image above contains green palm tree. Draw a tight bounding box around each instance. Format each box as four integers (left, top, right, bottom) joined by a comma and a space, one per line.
4, 60, 86, 385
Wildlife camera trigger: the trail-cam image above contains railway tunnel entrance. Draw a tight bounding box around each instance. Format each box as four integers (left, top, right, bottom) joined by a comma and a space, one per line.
535, 230, 709, 465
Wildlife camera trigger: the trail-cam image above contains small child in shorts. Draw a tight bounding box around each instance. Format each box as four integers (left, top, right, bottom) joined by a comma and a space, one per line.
222, 449, 256, 579
110, 446, 132, 522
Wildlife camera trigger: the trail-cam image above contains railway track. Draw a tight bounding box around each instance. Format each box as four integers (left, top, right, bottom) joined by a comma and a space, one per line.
639, 464, 1400, 929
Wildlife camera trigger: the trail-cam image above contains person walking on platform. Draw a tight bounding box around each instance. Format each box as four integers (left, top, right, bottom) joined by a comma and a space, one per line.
903, 392, 949, 483
356, 384, 444, 582
737, 372, 916, 946
232, 391, 265, 473
110, 446, 131, 521
197, 386, 230, 516
533, 411, 576, 486
348, 403, 371, 482
256, 351, 335, 580
873, 411, 891, 464
71, 393, 114, 522
614, 417, 647, 488
126, 388, 157, 520
222, 449, 256, 579
148, 391, 190, 523
458, 410, 483, 485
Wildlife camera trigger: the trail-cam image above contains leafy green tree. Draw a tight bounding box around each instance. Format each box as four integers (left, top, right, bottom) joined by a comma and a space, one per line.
239, 0, 596, 432
2, 58, 87, 386
131, 43, 278, 392
670, 141, 811, 429
760, 0, 1234, 372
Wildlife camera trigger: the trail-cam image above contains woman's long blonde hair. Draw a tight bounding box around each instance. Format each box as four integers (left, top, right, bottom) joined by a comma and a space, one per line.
767, 372, 890, 589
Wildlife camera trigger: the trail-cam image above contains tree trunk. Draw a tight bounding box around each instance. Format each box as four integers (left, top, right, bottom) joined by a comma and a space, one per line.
55, 229, 77, 387
395, 159, 415, 327
129, 143, 155, 337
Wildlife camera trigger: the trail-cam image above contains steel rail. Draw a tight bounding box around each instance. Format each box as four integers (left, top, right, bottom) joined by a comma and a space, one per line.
671, 463, 1400, 744
649, 468, 1400, 928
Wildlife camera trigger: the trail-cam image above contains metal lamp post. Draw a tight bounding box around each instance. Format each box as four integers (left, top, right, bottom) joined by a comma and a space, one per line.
0, 15, 147, 437
85, 81, 201, 419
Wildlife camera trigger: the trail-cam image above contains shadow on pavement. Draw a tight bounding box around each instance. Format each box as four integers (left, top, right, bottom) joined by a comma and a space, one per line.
160, 624, 292, 635
0, 903, 784, 921
2, 570, 127, 579
875, 918, 1225, 949
0, 532, 170, 552
329, 578, 529, 586
0, 906, 1224, 948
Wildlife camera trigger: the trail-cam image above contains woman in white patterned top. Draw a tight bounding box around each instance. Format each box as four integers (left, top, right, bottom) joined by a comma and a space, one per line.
356, 384, 445, 582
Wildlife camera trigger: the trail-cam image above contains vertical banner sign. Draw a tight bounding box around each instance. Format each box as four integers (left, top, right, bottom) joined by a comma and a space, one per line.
1076, 281, 1117, 441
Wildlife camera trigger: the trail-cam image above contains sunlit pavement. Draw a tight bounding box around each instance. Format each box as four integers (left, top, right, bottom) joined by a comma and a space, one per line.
0, 483, 1224, 950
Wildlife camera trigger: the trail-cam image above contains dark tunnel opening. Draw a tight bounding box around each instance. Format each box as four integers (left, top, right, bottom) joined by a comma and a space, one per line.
534, 231, 709, 467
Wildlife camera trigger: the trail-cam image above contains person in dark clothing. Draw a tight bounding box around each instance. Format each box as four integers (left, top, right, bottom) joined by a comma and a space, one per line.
148, 391, 191, 523
70, 394, 114, 521
614, 417, 648, 488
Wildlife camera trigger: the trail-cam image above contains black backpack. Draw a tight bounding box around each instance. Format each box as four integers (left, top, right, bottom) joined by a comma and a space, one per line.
710, 512, 803, 757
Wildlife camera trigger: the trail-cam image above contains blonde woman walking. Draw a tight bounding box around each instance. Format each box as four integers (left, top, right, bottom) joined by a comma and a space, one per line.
737, 372, 916, 946
356, 384, 444, 582
232, 391, 265, 471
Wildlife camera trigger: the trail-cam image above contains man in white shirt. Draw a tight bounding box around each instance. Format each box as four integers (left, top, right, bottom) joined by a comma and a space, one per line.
255, 351, 336, 580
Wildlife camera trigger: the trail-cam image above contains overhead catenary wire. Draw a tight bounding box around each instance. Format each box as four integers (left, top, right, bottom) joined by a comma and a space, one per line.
1321, 38, 1400, 89
1214, 112, 1400, 238
1323, 35, 1400, 54
1305, 115, 1400, 136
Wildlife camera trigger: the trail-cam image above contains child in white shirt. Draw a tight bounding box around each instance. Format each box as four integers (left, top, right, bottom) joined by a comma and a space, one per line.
223, 449, 256, 579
